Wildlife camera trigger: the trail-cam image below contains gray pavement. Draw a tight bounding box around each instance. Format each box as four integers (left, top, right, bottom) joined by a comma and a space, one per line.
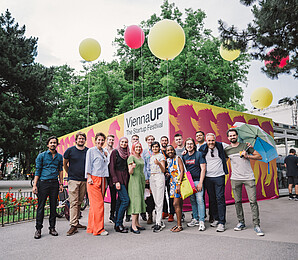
0, 180, 32, 193
1, 195, 298, 260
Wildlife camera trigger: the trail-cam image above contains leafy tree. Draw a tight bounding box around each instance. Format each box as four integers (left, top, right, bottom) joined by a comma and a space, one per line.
0, 10, 54, 177
218, 0, 298, 79
48, 62, 127, 136
114, 0, 250, 112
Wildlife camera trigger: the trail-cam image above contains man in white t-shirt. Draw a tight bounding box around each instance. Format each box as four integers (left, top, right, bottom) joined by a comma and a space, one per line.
225, 129, 264, 236
199, 133, 228, 232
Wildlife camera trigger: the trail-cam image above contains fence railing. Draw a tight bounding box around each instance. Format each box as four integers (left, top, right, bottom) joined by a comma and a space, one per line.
0, 190, 65, 226
1, 203, 64, 227
0, 191, 37, 200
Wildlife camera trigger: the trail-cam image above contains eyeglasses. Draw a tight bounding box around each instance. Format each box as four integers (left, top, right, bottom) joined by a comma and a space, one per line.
210, 149, 214, 157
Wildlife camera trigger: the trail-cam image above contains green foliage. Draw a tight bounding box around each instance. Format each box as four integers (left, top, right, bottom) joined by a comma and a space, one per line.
0, 10, 54, 175
219, 0, 298, 78
113, 0, 249, 111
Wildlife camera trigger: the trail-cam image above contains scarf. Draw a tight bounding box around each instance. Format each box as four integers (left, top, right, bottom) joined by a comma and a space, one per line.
116, 137, 130, 160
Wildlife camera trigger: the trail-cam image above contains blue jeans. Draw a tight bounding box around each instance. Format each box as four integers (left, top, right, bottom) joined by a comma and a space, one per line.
189, 181, 205, 222
115, 184, 130, 227
205, 175, 226, 225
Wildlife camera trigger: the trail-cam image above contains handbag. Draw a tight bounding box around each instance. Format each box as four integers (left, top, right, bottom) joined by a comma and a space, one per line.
180, 170, 197, 200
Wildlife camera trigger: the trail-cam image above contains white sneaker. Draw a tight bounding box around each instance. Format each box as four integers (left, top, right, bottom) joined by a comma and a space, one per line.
160, 221, 166, 229
210, 220, 219, 227
216, 224, 225, 232
99, 230, 109, 236
254, 226, 264, 236
187, 219, 199, 227
198, 221, 205, 231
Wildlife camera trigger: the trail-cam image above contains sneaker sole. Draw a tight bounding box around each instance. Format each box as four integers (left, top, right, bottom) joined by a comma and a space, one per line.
67, 230, 78, 236
234, 227, 246, 231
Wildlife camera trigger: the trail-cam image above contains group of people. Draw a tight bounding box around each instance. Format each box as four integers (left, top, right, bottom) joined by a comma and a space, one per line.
33, 128, 271, 239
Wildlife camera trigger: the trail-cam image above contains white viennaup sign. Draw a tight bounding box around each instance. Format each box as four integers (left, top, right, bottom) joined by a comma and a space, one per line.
124, 97, 168, 147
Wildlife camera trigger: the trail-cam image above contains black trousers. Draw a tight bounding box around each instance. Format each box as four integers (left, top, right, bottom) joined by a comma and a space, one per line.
36, 180, 59, 230
163, 176, 175, 215
109, 183, 117, 217
205, 176, 226, 225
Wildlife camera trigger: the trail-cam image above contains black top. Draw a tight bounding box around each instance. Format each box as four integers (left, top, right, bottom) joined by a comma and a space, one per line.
182, 151, 206, 181
63, 146, 88, 181
284, 155, 298, 177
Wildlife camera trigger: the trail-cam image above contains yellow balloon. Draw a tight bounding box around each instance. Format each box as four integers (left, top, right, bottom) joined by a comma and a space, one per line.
79, 38, 101, 62
219, 44, 240, 61
250, 87, 273, 109
148, 19, 185, 60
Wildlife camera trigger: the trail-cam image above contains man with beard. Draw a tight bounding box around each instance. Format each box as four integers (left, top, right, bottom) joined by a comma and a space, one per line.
196, 131, 206, 150
225, 129, 264, 236
33, 136, 63, 239
63, 132, 88, 236
160, 136, 174, 222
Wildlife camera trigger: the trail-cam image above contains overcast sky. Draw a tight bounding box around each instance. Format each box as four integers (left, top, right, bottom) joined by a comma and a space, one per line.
2, 0, 297, 109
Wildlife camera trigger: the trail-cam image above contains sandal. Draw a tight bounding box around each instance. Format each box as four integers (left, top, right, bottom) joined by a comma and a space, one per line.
170, 225, 178, 232
172, 226, 183, 232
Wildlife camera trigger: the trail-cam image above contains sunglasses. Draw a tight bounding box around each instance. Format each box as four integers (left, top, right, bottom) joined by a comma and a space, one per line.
210, 149, 215, 157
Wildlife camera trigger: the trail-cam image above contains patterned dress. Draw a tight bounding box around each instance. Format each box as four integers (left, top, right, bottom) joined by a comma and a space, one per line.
167, 156, 182, 198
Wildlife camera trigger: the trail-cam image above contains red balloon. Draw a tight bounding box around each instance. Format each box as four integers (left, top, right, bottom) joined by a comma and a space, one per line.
124, 25, 145, 49
264, 49, 289, 68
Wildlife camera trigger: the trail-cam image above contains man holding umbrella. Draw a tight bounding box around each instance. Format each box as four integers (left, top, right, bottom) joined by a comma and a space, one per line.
225, 129, 264, 236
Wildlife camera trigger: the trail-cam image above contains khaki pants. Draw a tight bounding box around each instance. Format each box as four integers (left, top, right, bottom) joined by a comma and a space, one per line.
68, 180, 87, 226
231, 179, 260, 226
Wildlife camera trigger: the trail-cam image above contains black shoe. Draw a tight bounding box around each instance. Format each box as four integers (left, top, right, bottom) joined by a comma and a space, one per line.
49, 228, 58, 236
120, 225, 128, 231
115, 225, 128, 233
130, 226, 140, 234
125, 215, 131, 222
141, 213, 147, 221
109, 215, 115, 224
34, 229, 41, 239
137, 226, 146, 231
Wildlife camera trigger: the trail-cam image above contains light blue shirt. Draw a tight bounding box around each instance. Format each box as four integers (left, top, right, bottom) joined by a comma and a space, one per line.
85, 146, 110, 178
142, 148, 152, 180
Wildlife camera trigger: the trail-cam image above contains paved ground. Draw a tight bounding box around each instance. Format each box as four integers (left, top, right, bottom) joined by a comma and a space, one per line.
0, 180, 32, 193
1, 188, 298, 260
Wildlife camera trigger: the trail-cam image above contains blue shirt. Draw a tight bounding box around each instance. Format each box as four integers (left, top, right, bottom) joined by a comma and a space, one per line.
142, 148, 152, 180
35, 150, 63, 180
85, 146, 110, 178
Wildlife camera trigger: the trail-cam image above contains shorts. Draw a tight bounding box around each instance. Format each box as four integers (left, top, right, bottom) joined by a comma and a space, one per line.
288, 176, 298, 185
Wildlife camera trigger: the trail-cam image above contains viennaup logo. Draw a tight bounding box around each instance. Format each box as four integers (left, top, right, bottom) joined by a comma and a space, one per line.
126, 107, 163, 128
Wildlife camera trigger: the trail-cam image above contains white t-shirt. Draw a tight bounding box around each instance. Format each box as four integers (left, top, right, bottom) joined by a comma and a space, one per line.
205, 143, 228, 178
150, 153, 165, 174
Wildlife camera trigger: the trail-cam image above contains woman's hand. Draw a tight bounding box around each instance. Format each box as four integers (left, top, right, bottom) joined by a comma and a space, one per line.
115, 182, 121, 190
87, 176, 93, 185
196, 182, 203, 192
176, 184, 181, 194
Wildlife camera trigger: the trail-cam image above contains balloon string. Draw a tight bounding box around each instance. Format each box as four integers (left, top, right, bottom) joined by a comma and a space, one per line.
230, 61, 236, 109
167, 59, 169, 96
141, 37, 143, 106
133, 52, 135, 109
87, 63, 91, 127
